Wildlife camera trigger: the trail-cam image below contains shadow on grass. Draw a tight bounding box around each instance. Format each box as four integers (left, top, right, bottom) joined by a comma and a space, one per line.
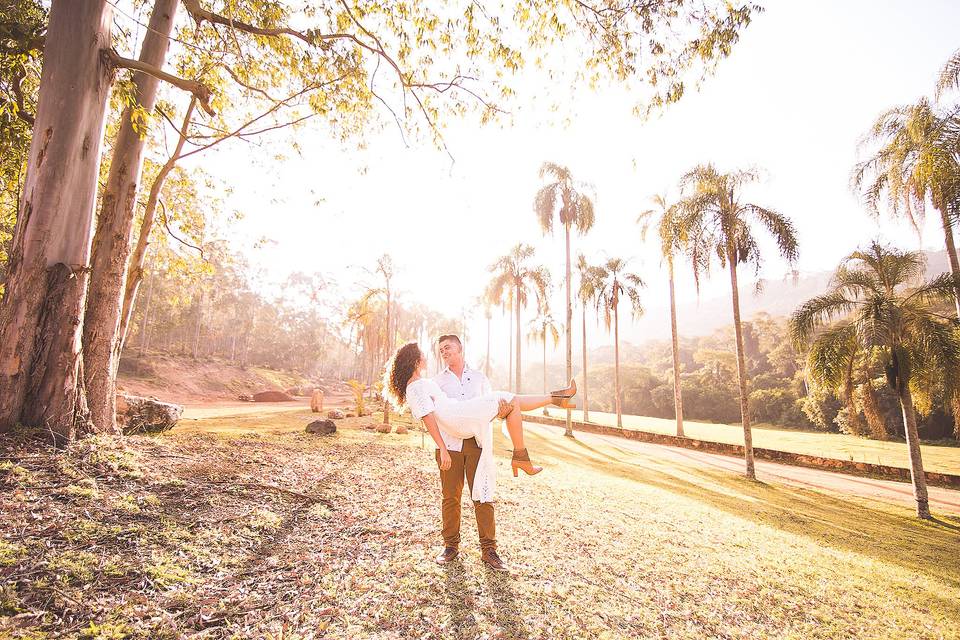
442, 562, 478, 639
483, 566, 528, 639
517, 429, 960, 590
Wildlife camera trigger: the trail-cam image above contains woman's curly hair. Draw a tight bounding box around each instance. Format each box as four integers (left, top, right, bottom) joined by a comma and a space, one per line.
383, 342, 423, 408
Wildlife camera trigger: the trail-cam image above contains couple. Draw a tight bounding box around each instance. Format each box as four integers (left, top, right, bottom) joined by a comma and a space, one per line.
384, 334, 577, 571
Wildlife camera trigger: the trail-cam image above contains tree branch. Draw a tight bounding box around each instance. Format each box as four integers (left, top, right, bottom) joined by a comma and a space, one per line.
10, 67, 34, 126
104, 49, 216, 116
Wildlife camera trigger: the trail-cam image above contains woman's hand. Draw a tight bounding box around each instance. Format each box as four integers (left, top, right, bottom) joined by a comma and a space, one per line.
438, 448, 452, 471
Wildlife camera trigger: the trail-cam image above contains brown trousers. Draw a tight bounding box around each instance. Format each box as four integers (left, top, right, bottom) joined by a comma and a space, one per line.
437, 437, 496, 552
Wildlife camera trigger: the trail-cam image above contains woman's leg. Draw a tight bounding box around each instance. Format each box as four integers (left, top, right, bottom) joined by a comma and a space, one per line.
501, 395, 552, 450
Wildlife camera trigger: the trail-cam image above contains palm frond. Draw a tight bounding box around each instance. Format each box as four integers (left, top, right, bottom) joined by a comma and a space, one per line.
936, 47, 960, 98
790, 292, 858, 346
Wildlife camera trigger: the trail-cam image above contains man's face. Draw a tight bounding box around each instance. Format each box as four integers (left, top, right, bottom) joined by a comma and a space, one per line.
439, 339, 463, 368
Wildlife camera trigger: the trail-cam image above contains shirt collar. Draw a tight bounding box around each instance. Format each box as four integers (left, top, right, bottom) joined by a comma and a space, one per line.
441, 364, 474, 378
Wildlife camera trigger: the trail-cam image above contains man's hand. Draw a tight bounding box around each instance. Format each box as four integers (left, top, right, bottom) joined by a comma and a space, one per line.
496, 398, 514, 420
438, 448, 452, 471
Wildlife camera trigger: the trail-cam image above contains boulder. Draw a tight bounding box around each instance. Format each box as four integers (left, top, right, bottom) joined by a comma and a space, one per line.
116, 394, 184, 435
305, 419, 337, 436
345, 412, 356, 418
326, 409, 345, 419
310, 389, 324, 413
375, 423, 392, 434
395, 425, 409, 435
253, 390, 294, 402
360, 422, 377, 431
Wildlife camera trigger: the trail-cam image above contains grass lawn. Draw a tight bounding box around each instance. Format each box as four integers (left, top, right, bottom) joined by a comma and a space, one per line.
540, 407, 960, 475
1, 409, 958, 639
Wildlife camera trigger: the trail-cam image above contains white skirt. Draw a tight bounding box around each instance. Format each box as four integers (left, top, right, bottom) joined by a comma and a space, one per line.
434, 391, 514, 503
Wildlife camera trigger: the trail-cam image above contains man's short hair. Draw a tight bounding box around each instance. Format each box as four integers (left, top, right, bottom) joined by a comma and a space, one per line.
438, 334, 462, 349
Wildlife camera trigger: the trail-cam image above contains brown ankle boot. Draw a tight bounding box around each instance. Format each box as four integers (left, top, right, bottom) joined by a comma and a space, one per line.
511, 448, 543, 477
550, 379, 577, 408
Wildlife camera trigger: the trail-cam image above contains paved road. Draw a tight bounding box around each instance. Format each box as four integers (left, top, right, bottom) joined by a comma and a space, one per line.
525, 421, 960, 516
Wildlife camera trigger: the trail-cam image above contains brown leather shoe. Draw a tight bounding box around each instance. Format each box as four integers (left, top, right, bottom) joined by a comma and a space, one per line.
435, 547, 458, 564
481, 548, 508, 571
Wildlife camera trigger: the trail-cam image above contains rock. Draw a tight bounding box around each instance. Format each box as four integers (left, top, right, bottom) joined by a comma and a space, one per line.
375, 423, 392, 434
310, 389, 324, 413
305, 419, 336, 435
395, 425, 409, 435
253, 390, 294, 402
345, 412, 356, 418
326, 409, 345, 419
116, 394, 183, 435
360, 423, 377, 431
237, 393, 253, 402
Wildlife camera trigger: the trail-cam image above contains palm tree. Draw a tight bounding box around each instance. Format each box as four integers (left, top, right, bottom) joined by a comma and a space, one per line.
936, 47, 960, 98
488, 244, 550, 393
535, 162, 596, 435
638, 194, 686, 437
853, 98, 960, 318
596, 258, 644, 428
674, 164, 799, 479
528, 306, 561, 395
790, 242, 960, 519
576, 254, 605, 423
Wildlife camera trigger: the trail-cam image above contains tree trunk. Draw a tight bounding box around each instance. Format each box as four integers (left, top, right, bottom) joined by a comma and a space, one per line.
193, 287, 204, 359
582, 303, 590, 422
485, 314, 491, 377
668, 256, 684, 437
515, 281, 521, 394
897, 383, 931, 518
564, 224, 573, 436
507, 304, 513, 392
84, 0, 179, 433
727, 247, 756, 479
614, 299, 622, 428
858, 382, 889, 441
119, 98, 195, 350
0, 1, 113, 440
938, 207, 960, 319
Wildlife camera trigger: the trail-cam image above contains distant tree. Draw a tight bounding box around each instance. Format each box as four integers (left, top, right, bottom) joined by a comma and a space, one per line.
488, 244, 550, 394
638, 193, 686, 436
790, 242, 960, 519
575, 254, 605, 423
596, 258, 644, 428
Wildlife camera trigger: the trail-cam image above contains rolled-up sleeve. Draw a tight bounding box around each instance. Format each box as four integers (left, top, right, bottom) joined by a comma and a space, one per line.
407, 381, 435, 419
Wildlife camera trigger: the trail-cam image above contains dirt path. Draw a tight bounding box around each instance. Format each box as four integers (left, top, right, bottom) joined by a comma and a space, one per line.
180, 392, 353, 420
526, 422, 960, 516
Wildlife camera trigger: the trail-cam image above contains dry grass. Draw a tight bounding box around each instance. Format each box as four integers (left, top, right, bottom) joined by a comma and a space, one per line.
1, 409, 958, 639
542, 407, 960, 475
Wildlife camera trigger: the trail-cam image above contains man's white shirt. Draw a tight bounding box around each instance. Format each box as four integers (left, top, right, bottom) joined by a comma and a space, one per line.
432, 364, 492, 452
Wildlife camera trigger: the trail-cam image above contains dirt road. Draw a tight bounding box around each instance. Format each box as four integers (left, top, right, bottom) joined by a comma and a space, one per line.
526, 422, 960, 516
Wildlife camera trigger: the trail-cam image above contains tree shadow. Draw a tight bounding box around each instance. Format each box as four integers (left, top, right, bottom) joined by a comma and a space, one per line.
519, 429, 960, 590
442, 562, 478, 639
483, 566, 528, 639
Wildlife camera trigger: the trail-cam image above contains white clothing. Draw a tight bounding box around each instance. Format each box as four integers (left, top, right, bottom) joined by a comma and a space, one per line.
433, 364, 492, 452
406, 377, 513, 503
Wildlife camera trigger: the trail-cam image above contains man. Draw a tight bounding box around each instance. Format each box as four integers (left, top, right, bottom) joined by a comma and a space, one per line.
432, 333, 510, 571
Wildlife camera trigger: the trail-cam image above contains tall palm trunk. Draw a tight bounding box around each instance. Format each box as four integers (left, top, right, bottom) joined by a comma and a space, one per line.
667, 256, 684, 437
84, 0, 179, 433
897, 382, 931, 518
564, 224, 573, 436
613, 294, 622, 428
727, 247, 755, 479
485, 314, 491, 377
0, 0, 113, 439
581, 303, 590, 422
507, 305, 513, 392
515, 280, 522, 393
938, 208, 960, 318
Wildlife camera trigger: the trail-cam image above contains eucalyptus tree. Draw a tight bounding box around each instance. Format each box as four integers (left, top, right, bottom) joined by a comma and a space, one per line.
853, 98, 960, 317
638, 194, 685, 437
674, 164, 799, 478
596, 258, 644, 428
790, 242, 960, 519
488, 244, 550, 394
535, 162, 595, 435
575, 254, 605, 424
0, 0, 760, 439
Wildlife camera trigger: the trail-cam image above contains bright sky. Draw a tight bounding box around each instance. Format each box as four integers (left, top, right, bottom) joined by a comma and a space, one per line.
184, 0, 960, 366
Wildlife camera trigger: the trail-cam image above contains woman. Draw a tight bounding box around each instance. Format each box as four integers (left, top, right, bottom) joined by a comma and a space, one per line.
384, 342, 576, 503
